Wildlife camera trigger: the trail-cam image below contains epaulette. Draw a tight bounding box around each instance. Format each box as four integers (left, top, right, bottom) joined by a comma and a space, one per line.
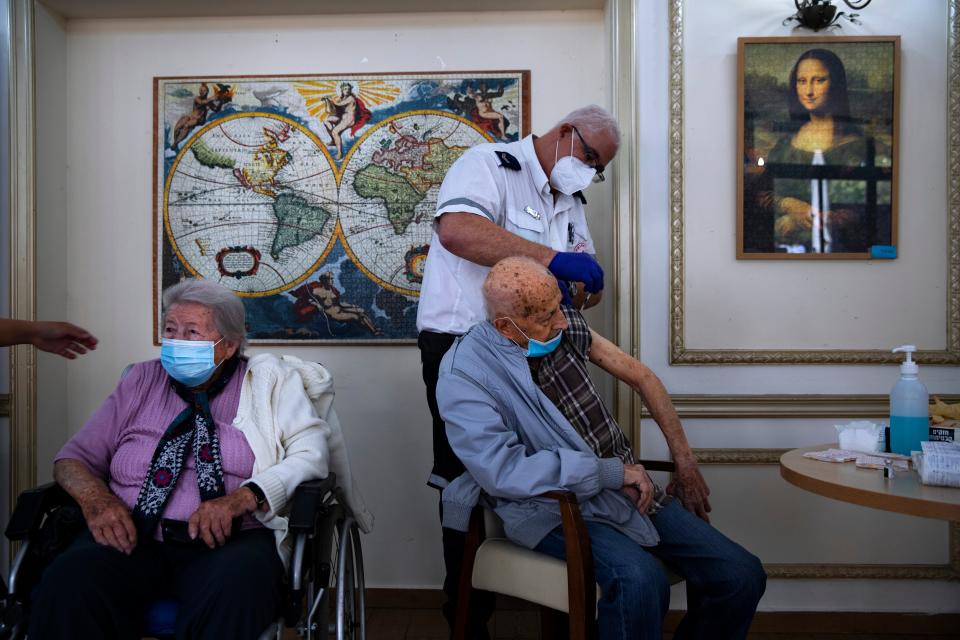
574, 191, 587, 204
494, 151, 521, 171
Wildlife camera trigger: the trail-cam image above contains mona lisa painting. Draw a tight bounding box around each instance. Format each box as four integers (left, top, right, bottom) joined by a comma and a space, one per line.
737, 36, 899, 259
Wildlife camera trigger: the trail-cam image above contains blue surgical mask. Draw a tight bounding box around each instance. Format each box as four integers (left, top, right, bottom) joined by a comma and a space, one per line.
160, 337, 224, 387
498, 317, 563, 358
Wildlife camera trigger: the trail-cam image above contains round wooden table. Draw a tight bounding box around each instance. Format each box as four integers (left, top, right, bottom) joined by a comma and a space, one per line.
780, 445, 960, 521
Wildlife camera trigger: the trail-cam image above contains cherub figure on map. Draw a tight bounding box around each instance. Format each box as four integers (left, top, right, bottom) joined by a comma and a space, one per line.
291, 272, 383, 337
169, 82, 234, 152
447, 81, 510, 140
322, 82, 373, 161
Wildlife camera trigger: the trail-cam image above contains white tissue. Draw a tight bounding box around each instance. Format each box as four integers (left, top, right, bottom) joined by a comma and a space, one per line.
836, 420, 883, 453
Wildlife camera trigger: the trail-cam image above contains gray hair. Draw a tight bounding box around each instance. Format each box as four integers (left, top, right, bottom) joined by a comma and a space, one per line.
162, 279, 247, 354
555, 104, 621, 148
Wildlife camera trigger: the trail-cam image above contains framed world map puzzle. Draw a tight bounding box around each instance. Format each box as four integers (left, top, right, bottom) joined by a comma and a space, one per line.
154, 71, 530, 344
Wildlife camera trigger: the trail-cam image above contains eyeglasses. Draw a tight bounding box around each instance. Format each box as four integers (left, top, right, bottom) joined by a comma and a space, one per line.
572, 126, 606, 183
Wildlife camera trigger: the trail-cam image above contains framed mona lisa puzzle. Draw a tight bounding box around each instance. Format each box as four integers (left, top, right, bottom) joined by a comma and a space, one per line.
737, 36, 900, 259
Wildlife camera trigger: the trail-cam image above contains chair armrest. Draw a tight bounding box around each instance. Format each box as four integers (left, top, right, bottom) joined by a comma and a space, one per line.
637, 459, 675, 473
287, 475, 337, 533
5, 483, 75, 541
537, 491, 596, 640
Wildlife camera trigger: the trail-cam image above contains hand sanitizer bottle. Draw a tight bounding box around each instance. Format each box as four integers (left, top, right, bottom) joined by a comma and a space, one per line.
889, 345, 929, 455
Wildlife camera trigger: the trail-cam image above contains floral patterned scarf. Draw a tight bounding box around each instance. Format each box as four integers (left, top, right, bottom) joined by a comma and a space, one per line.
131, 357, 239, 537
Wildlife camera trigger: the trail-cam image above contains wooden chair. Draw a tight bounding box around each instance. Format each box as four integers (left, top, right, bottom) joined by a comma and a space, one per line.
453, 461, 681, 640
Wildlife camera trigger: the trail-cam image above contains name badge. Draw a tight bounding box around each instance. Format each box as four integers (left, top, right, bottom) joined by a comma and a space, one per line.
524, 206, 541, 220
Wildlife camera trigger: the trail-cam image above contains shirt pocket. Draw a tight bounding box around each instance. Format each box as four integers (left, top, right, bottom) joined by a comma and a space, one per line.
504, 207, 545, 243
566, 220, 591, 253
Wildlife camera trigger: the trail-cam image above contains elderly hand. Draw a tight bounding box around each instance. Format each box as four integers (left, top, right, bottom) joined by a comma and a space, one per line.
666, 459, 712, 523
31, 321, 99, 359
188, 487, 257, 548
622, 463, 655, 514
80, 490, 137, 555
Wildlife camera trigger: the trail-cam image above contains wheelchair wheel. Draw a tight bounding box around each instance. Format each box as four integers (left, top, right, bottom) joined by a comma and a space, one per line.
333, 516, 366, 640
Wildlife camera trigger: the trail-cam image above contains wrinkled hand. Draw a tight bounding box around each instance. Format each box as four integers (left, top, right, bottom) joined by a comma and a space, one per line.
666, 461, 712, 523
619, 485, 642, 510
548, 252, 604, 294
188, 488, 256, 548
622, 464, 655, 514
80, 491, 137, 555
31, 321, 98, 359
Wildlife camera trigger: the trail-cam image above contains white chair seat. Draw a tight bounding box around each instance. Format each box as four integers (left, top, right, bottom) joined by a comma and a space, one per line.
472, 508, 682, 616
472, 537, 602, 613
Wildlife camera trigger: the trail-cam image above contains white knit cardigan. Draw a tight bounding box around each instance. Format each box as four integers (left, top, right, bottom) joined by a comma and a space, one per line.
235, 353, 373, 568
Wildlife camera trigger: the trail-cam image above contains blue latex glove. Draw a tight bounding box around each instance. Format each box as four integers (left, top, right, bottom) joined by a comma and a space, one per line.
548, 252, 604, 293
556, 279, 573, 305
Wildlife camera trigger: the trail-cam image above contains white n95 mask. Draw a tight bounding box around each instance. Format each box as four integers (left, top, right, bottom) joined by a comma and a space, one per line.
550, 135, 596, 196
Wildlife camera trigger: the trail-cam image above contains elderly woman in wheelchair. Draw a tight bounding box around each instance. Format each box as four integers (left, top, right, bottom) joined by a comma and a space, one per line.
22, 278, 370, 639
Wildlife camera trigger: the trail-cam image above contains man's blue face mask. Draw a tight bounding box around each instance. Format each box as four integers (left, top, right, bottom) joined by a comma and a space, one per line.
498, 317, 563, 358
160, 337, 224, 387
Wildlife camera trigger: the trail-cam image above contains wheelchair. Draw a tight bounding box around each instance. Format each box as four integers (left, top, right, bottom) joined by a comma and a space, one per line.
0, 473, 366, 640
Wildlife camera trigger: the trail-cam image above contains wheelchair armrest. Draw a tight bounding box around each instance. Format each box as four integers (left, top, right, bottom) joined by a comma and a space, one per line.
638, 459, 675, 473
5, 483, 76, 541
287, 474, 337, 533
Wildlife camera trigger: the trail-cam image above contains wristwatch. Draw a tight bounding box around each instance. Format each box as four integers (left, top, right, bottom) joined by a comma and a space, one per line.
247, 482, 268, 510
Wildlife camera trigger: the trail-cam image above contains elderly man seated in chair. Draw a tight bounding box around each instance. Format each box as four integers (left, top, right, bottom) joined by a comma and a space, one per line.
438, 257, 766, 640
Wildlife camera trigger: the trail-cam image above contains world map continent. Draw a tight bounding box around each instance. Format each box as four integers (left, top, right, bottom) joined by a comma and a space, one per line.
352, 135, 467, 235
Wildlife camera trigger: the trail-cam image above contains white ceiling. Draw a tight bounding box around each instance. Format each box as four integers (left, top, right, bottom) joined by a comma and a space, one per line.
38, 0, 605, 20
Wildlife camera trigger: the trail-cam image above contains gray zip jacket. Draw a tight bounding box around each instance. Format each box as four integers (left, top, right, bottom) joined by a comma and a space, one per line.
438, 321, 660, 549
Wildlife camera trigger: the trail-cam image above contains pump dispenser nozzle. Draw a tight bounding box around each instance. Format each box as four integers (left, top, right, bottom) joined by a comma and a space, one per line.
892, 345, 918, 375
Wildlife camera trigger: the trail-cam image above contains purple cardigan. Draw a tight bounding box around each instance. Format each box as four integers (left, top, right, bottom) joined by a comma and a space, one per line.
56, 359, 260, 538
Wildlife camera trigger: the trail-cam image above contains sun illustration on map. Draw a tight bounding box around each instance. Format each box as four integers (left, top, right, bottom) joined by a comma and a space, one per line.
293, 79, 402, 121
163, 112, 339, 298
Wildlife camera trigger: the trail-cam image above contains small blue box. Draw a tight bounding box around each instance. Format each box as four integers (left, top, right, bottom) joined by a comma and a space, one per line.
870, 245, 897, 259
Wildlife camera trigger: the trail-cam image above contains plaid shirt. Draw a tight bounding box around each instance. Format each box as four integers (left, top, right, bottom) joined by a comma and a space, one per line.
530, 306, 670, 511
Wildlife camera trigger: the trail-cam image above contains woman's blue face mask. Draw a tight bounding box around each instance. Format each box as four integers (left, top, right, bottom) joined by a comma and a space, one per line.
497, 317, 563, 358
160, 337, 224, 387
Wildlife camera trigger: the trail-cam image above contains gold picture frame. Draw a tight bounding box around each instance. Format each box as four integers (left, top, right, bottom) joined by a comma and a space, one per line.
668, 0, 960, 365
737, 36, 900, 260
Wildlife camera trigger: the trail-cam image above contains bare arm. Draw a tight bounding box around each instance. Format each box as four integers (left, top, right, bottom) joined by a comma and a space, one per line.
436, 212, 556, 267
588, 329, 712, 521
0, 318, 98, 359
54, 458, 137, 554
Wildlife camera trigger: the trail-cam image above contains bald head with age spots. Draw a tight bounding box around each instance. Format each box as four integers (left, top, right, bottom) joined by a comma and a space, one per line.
483, 256, 568, 350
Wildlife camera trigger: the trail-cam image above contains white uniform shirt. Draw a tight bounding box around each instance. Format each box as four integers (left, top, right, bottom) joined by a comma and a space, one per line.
416, 135, 596, 335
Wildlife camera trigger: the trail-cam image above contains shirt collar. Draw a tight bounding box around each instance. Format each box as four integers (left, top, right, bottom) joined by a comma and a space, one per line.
520, 134, 551, 197
472, 321, 527, 359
